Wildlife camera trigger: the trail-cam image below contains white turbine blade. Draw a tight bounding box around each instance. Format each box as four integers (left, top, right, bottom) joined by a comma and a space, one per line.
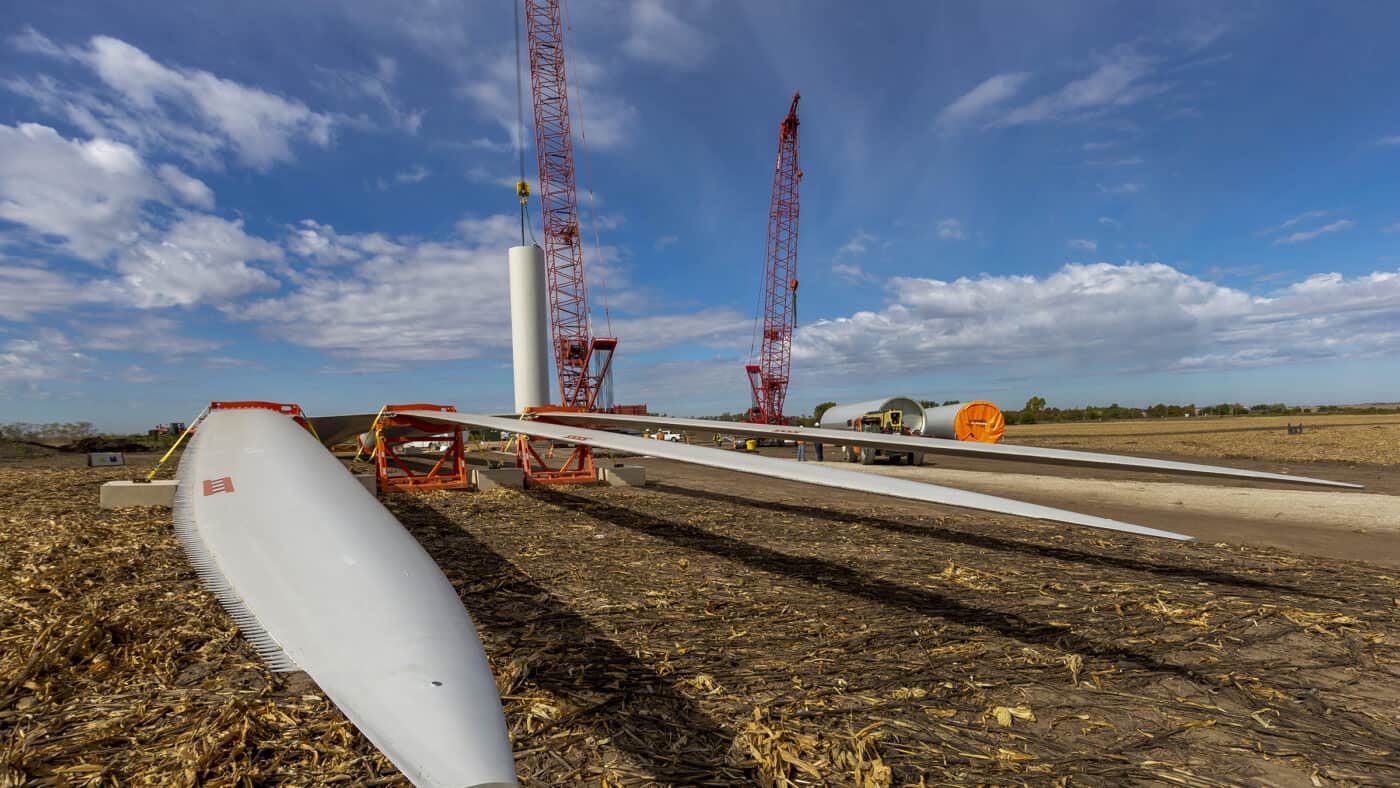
397, 410, 1195, 541
533, 411, 1362, 490
178, 409, 517, 787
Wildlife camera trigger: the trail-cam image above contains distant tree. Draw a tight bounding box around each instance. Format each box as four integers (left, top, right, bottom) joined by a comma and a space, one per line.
813, 401, 838, 424
918, 399, 939, 409
942, 399, 961, 406
1024, 396, 1046, 415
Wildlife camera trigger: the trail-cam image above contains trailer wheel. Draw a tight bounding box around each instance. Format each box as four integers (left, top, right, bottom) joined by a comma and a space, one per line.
910, 453, 924, 466
859, 448, 873, 465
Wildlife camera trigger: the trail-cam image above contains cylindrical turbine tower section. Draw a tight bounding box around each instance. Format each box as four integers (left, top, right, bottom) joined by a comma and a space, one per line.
818, 397, 927, 434
923, 401, 1006, 443
509, 245, 553, 413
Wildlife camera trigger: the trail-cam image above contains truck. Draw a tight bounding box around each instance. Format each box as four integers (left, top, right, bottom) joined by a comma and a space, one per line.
843, 409, 923, 466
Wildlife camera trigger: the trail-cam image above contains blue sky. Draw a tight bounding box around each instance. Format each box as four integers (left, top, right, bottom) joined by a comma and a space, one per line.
2, 1, 1398, 431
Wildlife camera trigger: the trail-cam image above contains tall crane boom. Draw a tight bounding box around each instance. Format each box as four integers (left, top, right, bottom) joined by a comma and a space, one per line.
523, 0, 616, 409
746, 91, 802, 424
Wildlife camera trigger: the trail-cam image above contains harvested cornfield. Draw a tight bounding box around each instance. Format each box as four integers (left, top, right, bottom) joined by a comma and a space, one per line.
3, 459, 1400, 785
1007, 414, 1400, 466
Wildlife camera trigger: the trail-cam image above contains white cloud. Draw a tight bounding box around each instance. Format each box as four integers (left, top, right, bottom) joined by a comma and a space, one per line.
937, 72, 1031, 130
1067, 239, 1097, 252
78, 315, 223, 356
377, 164, 431, 190
1384, 221, 1400, 234
469, 137, 514, 153
238, 218, 517, 361
937, 219, 966, 240
121, 364, 157, 383
1274, 219, 1354, 245
464, 52, 637, 150
832, 262, 876, 284
1098, 182, 1142, 194
623, 0, 711, 68
996, 48, 1165, 127
1082, 140, 1116, 151
1088, 157, 1144, 166
287, 219, 404, 268
315, 55, 425, 134
838, 229, 877, 256
115, 215, 282, 307
608, 308, 749, 353
0, 265, 96, 320
0, 123, 162, 260
654, 234, 679, 250
792, 262, 1400, 378
13, 30, 333, 170
1380, 136, 1400, 146
1098, 216, 1122, 227
157, 163, 214, 208
0, 329, 93, 393
1259, 210, 1328, 235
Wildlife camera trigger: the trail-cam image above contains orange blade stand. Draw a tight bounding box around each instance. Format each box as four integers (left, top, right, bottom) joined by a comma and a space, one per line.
374, 404, 471, 492
515, 406, 599, 485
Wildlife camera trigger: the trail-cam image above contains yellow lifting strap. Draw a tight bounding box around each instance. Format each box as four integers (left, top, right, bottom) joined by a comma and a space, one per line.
144, 404, 210, 481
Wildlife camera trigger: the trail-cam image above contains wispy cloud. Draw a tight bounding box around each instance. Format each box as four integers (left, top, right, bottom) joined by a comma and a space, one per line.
995, 47, 1165, 127
937, 72, 1031, 130
1379, 135, 1400, 146
376, 164, 430, 189
1384, 222, 1400, 234
1259, 210, 1328, 236
1098, 216, 1122, 227
832, 262, 877, 284
314, 55, 425, 134
1067, 239, 1097, 253
654, 234, 679, 250
11, 28, 333, 170
937, 218, 966, 240
838, 229, 877, 256
1082, 140, 1117, 151
1088, 157, 1144, 166
1274, 219, 1355, 245
622, 0, 710, 68
1098, 182, 1142, 194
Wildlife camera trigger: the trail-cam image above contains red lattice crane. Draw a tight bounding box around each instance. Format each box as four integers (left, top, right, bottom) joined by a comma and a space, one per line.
523, 0, 616, 411
746, 91, 802, 424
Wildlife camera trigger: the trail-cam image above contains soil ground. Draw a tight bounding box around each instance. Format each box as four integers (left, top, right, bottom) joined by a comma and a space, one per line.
3, 446, 1399, 786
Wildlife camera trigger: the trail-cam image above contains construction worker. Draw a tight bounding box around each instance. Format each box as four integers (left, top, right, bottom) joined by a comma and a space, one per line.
796, 439, 807, 461
814, 442, 823, 462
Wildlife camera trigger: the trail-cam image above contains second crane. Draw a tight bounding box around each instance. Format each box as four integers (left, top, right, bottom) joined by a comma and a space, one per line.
746, 91, 803, 425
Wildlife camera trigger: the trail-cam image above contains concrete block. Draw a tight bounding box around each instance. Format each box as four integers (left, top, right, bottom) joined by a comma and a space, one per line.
600, 465, 647, 487
101, 480, 179, 508
354, 473, 377, 495
472, 467, 525, 491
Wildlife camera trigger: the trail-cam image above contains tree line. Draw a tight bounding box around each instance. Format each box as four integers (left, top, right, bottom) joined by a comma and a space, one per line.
1, 422, 98, 441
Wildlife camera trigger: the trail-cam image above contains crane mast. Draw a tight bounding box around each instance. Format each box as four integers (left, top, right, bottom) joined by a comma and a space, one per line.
746, 91, 802, 424
522, 0, 616, 410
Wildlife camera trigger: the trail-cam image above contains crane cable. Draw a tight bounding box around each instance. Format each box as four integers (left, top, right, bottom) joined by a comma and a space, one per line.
512, 0, 536, 246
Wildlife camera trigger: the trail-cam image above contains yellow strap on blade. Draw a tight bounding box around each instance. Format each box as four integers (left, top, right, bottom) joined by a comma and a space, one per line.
145, 405, 208, 481
351, 405, 388, 462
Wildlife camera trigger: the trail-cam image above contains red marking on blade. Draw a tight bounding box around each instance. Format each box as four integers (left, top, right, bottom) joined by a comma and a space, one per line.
202, 477, 235, 496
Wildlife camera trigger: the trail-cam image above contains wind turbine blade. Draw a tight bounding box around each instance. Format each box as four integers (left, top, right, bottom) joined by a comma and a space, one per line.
532, 411, 1362, 490
397, 410, 1195, 542
177, 409, 517, 787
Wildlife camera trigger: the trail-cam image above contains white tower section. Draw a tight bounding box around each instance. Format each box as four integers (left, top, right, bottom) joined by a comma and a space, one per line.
508, 245, 553, 412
